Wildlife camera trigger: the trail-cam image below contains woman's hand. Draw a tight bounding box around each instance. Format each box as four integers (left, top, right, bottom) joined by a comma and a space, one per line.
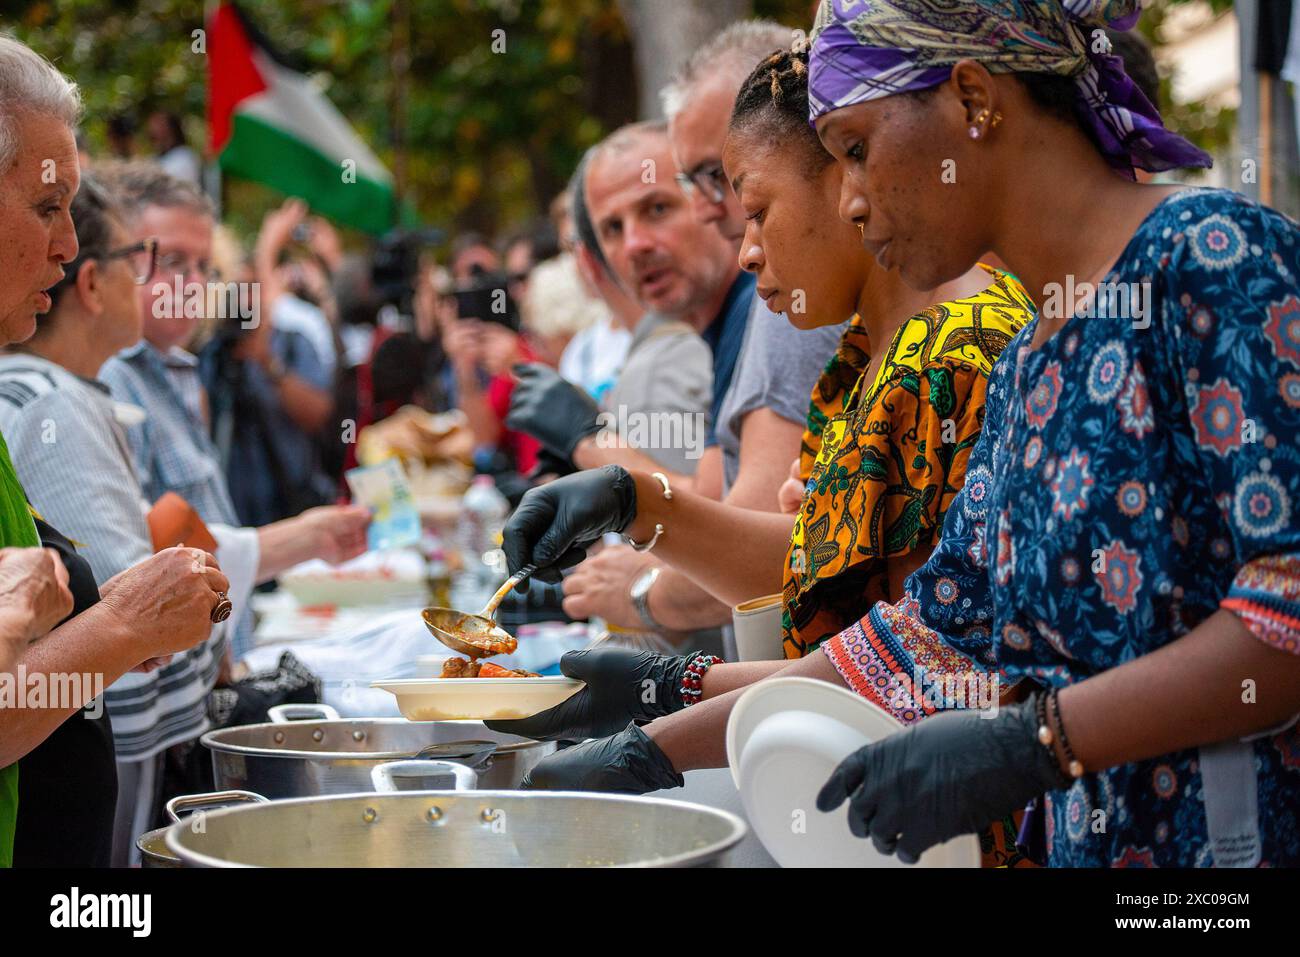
817, 695, 1066, 863
519, 723, 683, 793
256, 198, 308, 263
777, 457, 805, 514
502, 465, 637, 582
297, 504, 371, 565
98, 547, 230, 666
0, 547, 74, 657
480, 324, 522, 377
485, 645, 696, 741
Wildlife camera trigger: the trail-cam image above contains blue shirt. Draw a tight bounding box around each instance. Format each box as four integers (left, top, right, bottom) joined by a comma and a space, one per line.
100, 341, 254, 656
100, 342, 239, 526
700, 271, 755, 446
200, 328, 332, 528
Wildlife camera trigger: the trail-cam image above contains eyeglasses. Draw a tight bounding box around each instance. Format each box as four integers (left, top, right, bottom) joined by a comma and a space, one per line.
101, 237, 157, 285
154, 249, 220, 283
674, 160, 728, 205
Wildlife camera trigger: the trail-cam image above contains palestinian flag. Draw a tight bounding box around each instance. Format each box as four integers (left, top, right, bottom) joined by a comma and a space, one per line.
207, 2, 400, 234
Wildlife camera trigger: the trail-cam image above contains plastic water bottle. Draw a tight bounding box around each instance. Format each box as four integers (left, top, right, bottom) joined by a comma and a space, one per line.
459, 476, 510, 589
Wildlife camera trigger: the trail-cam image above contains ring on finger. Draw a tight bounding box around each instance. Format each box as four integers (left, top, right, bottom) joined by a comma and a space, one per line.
210, 591, 233, 624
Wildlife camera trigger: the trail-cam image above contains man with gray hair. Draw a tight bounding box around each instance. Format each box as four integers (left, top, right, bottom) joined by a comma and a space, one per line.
661, 19, 795, 243
554, 21, 848, 643
511, 121, 723, 480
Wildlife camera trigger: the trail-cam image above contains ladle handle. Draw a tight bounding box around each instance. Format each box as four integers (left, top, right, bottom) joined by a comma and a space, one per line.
481, 563, 536, 618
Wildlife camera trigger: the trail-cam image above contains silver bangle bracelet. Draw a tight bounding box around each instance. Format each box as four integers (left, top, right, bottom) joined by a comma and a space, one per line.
625, 522, 664, 553
624, 472, 672, 552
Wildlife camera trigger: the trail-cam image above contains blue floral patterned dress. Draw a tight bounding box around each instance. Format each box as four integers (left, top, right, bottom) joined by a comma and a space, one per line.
825, 189, 1300, 867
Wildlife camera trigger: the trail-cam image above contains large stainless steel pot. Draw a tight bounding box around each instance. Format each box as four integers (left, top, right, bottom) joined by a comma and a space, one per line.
138, 791, 267, 868
163, 790, 747, 867
139, 760, 478, 868
201, 703, 554, 795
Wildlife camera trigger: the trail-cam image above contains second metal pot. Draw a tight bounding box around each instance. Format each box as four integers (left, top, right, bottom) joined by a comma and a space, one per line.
201, 704, 554, 796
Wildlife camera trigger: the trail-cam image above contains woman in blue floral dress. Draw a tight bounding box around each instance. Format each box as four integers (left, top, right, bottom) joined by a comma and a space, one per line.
807, 0, 1300, 866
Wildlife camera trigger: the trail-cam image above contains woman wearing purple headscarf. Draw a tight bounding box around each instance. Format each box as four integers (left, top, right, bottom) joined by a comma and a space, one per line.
807, 0, 1300, 866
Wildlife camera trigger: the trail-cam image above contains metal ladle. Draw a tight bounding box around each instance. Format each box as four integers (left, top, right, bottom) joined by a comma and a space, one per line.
422, 563, 537, 659
409, 740, 497, 769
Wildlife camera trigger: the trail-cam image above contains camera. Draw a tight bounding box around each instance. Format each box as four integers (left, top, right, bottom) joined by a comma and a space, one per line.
453, 270, 519, 331
371, 226, 445, 313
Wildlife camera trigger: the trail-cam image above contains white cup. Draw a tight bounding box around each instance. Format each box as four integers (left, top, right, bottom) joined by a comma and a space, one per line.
730, 593, 785, 662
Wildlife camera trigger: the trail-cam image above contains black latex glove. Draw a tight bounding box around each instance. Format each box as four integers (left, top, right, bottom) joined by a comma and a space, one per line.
505, 363, 603, 461
519, 723, 684, 793
816, 694, 1069, 864
527, 448, 576, 483
502, 465, 636, 584
486, 645, 695, 741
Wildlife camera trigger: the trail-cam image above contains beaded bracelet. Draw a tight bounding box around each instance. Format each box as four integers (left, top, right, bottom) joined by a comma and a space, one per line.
1034, 688, 1083, 783
679, 653, 723, 708
1048, 688, 1085, 780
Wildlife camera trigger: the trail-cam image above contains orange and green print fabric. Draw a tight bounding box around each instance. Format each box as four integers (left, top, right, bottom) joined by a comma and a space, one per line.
783, 267, 1035, 659
799, 311, 871, 483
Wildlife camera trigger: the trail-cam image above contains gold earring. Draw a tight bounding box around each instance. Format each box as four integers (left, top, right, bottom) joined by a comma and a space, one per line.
857, 223, 865, 237
970, 108, 1003, 139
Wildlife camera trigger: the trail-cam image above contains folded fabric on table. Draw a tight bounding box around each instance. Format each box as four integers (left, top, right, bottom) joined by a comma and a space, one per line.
242, 609, 596, 717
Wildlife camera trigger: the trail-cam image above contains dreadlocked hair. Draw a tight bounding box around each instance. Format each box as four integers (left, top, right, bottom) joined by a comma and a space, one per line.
730, 46, 831, 174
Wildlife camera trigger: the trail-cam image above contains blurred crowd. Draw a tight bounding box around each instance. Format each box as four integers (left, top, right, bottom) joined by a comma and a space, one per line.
2, 0, 1299, 876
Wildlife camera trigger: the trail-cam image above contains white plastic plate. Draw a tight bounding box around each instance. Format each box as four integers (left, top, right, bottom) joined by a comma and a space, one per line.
726, 676, 980, 868
371, 676, 583, 721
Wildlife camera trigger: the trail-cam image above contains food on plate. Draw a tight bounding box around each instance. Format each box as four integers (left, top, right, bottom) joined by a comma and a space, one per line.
479, 661, 540, 678
439, 657, 540, 679
440, 656, 479, 678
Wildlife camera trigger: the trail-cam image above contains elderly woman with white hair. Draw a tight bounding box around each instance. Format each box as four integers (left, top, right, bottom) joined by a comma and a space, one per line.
520, 253, 610, 370
0, 33, 231, 867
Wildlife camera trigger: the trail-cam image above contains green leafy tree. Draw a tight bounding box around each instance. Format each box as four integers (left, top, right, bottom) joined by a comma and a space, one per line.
7, 0, 1236, 243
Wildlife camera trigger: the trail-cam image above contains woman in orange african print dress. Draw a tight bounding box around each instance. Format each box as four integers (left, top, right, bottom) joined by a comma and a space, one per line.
784, 269, 1033, 656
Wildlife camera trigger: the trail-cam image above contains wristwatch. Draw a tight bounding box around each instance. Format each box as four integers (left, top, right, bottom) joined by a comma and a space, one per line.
629, 565, 662, 632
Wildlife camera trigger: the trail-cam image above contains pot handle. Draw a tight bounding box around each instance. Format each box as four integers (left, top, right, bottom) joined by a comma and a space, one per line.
165, 789, 269, 823
267, 703, 341, 723
370, 759, 478, 793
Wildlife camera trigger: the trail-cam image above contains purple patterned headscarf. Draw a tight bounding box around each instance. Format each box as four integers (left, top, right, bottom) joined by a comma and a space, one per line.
808, 0, 1212, 175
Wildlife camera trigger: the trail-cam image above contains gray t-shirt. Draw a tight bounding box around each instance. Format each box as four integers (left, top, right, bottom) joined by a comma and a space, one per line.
715, 296, 846, 491
604, 313, 713, 476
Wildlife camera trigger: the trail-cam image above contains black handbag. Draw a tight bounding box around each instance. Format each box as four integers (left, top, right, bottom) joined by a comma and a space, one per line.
150, 651, 323, 830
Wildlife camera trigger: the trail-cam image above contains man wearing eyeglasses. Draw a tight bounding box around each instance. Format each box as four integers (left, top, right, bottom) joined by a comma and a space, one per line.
547, 22, 850, 644
95, 163, 369, 626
